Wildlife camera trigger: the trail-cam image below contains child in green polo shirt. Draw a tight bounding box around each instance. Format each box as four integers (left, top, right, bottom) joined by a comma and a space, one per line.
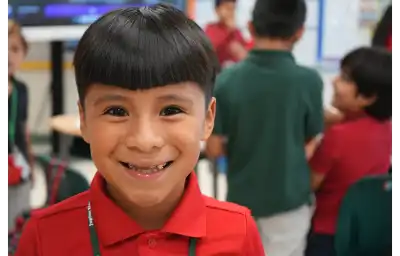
207, 0, 324, 255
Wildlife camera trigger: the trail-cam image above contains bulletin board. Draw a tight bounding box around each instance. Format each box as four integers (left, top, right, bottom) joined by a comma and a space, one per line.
319, 0, 391, 63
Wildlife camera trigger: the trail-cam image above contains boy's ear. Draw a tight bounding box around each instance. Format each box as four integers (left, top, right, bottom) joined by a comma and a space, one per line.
78, 101, 90, 144
359, 94, 377, 108
202, 97, 216, 141
293, 26, 305, 42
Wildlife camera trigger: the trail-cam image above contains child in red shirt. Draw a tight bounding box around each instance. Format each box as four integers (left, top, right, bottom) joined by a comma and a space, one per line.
306, 47, 392, 256
8, 20, 34, 233
15, 4, 265, 256
205, 0, 248, 67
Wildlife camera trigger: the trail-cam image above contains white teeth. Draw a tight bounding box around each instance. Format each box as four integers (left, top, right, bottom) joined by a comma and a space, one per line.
157, 164, 165, 170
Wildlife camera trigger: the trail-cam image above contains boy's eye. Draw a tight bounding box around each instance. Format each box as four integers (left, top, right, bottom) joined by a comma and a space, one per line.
160, 106, 183, 116
103, 107, 128, 117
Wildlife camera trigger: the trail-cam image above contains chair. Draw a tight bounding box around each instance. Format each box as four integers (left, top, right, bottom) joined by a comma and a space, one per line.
35, 155, 90, 205
335, 174, 392, 256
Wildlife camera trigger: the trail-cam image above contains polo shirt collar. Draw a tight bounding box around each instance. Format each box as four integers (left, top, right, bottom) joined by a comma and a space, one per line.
247, 49, 295, 66
344, 111, 370, 122
90, 172, 207, 246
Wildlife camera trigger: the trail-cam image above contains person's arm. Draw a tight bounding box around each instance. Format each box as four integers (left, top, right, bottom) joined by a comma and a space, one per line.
205, 24, 236, 52
26, 126, 35, 171
20, 84, 35, 176
229, 30, 248, 61
304, 73, 324, 157
309, 129, 339, 191
242, 214, 265, 255
15, 217, 40, 256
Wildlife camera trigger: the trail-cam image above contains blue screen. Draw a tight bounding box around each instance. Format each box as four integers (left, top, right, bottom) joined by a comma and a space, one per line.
9, 0, 186, 26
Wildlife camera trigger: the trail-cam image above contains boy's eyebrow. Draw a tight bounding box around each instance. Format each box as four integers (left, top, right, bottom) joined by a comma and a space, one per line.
157, 94, 194, 105
92, 93, 194, 105
93, 94, 128, 105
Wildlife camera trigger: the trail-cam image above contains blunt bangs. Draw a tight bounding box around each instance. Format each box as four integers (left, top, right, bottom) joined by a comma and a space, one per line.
74, 4, 220, 102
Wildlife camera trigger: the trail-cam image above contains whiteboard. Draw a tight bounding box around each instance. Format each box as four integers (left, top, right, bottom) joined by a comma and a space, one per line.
321, 0, 363, 61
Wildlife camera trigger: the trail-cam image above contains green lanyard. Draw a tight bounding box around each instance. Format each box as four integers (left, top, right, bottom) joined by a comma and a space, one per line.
8, 87, 18, 146
87, 201, 197, 256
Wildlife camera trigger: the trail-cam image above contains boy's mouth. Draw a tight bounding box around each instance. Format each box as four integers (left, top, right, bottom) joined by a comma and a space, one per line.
119, 161, 173, 175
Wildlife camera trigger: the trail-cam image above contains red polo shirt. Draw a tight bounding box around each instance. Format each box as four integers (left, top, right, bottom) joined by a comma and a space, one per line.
204, 22, 247, 67
16, 172, 265, 255
310, 115, 391, 235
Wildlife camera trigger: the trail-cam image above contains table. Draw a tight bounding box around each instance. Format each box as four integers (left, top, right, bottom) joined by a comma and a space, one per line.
50, 114, 81, 137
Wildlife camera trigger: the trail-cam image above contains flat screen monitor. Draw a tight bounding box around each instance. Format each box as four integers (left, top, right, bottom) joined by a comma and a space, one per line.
9, 0, 188, 42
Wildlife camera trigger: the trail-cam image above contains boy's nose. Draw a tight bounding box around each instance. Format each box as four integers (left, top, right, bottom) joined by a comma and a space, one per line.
124, 122, 164, 153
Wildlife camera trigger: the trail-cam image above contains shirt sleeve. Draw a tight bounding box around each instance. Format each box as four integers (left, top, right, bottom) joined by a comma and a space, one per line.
15, 217, 40, 256
205, 24, 235, 51
309, 128, 340, 175
305, 72, 324, 140
234, 29, 248, 46
242, 214, 265, 255
17, 82, 29, 123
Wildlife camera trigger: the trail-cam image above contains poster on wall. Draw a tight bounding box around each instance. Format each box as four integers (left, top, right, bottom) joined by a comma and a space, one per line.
320, 0, 390, 64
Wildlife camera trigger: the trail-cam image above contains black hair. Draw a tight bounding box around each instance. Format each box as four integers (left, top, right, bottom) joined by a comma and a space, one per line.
73, 3, 219, 104
215, 0, 236, 8
341, 47, 392, 121
252, 0, 306, 39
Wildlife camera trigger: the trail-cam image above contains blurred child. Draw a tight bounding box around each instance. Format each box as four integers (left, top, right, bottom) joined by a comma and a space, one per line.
8, 20, 34, 232
16, 4, 265, 255
206, 0, 324, 255
306, 47, 392, 256
205, 0, 248, 67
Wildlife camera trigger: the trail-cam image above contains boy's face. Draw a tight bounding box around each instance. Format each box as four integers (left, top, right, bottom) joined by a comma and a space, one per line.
216, 2, 236, 24
8, 33, 25, 76
332, 71, 376, 114
79, 83, 215, 207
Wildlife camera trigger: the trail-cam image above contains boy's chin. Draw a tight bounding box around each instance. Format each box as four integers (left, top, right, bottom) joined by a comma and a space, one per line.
126, 191, 166, 208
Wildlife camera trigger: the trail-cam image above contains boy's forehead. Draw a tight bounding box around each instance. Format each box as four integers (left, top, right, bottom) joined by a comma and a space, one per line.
84, 82, 204, 104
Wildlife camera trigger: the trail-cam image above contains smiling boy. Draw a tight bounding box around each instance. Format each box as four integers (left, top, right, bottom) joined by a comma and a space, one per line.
15, 4, 264, 256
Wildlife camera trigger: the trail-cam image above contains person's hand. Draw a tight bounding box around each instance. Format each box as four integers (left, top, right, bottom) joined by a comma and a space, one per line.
229, 40, 247, 60
324, 108, 344, 128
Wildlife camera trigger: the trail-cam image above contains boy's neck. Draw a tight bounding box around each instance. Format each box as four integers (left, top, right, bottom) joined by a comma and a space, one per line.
107, 181, 186, 230
343, 110, 369, 121
253, 38, 294, 51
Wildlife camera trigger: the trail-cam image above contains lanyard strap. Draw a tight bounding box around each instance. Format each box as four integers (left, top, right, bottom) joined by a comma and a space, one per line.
8, 87, 18, 145
87, 201, 197, 256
